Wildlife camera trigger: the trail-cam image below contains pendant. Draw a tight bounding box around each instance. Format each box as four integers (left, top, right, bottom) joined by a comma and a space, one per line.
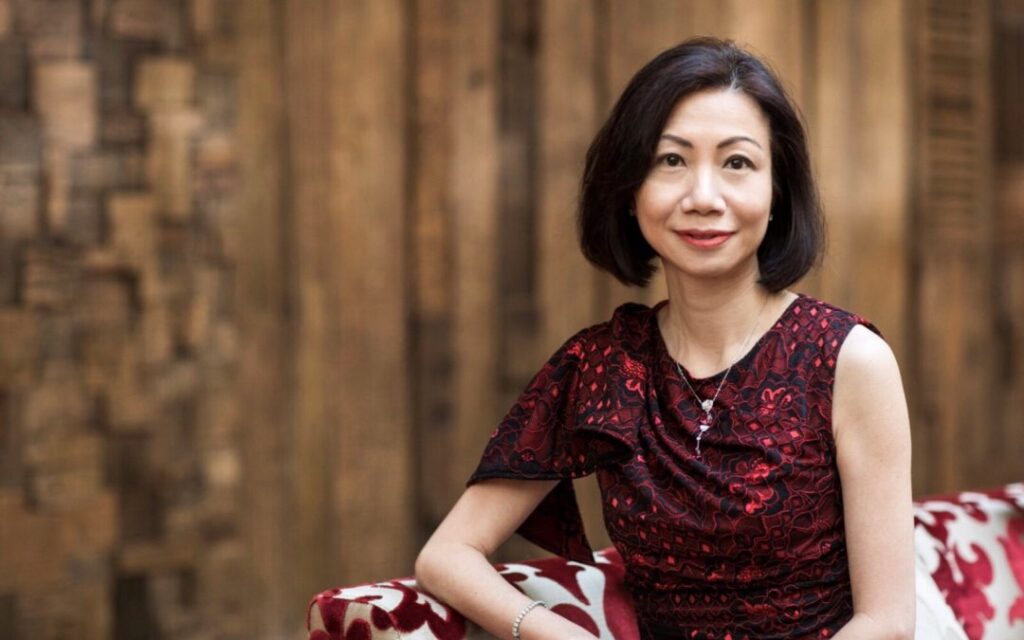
701, 399, 713, 413
696, 422, 711, 457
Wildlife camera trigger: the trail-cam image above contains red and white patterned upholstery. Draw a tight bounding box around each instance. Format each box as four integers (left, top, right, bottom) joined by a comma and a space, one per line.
307, 482, 1024, 640
913, 482, 1024, 639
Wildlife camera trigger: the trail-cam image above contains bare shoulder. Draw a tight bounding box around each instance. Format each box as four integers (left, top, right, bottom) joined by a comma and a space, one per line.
836, 323, 896, 371
832, 324, 906, 443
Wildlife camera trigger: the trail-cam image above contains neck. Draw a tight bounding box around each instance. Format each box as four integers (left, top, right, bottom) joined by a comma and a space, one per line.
659, 265, 789, 377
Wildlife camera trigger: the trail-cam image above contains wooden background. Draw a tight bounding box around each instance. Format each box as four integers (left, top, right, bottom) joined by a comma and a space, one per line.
0, 0, 1021, 638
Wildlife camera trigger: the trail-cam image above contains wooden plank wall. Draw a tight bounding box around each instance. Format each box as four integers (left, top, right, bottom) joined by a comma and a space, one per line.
909, 0, 997, 494
0, 1, 246, 638
992, 0, 1024, 489
0, 0, 1020, 638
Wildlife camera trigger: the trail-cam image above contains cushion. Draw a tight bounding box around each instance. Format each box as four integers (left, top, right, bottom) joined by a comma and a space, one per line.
913, 482, 1024, 639
915, 551, 969, 639
307, 548, 637, 640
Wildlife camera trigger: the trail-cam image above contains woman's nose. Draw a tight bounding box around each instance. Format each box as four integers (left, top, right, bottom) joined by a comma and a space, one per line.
686, 167, 724, 213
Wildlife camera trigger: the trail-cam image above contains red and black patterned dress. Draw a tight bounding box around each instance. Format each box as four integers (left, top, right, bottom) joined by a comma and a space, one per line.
467, 292, 884, 640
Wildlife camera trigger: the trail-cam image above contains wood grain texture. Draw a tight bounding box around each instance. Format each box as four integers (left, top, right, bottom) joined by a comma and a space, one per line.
410, 0, 457, 541
991, 0, 1023, 486
1, 2, 1022, 638
537, 0, 607, 557
449, 0, 501, 546
0, 0, 10, 38
282, 0, 335, 603
810, 0, 915, 485
911, 0, 994, 492
497, 0, 540, 386
329, 0, 414, 584
235, 0, 292, 633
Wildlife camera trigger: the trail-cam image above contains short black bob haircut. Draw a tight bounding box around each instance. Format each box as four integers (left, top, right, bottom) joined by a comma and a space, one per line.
578, 36, 825, 291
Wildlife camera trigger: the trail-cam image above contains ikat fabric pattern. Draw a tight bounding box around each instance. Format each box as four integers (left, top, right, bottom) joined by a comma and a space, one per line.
306, 483, 1024, 640
915, 552, 970, 639
306, 548, 639, 640
914, 483, 1024, 639
467, 293, 883, 639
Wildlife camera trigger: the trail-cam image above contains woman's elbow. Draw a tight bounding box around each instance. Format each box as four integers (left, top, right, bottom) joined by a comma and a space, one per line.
893, 607, 916, 640
894, 619, 915, 640
866, 612, 915, 640
413, 544, 439, 592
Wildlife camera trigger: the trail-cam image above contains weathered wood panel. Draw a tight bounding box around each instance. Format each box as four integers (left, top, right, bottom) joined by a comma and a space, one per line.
235, 0, 292, 635
498, 0, 541, 391
992, 0, 1024, 486
0, 0, 245, 637
1, 2, 1022, 638
411, 0, 458, 545
449, 0, 502, 525
329, 0, 413, 585
282, 0, 335, 607
809, 0, 915, 485
537, 0, 607, 558
911, 0, 994, 493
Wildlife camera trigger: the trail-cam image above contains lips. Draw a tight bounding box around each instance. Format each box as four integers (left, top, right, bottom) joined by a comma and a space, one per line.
680, 229, 733, 238
676, 229, 734, 248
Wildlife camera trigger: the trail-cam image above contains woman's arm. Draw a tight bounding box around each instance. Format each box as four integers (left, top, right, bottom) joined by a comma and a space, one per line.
831, 324, 916, 639
414, 478, 600, 640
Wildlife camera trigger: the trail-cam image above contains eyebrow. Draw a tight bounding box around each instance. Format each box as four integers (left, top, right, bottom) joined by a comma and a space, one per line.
659, 134, 763, 150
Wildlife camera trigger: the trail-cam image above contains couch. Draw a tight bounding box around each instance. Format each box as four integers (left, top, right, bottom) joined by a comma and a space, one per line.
306, 482, 1024, 639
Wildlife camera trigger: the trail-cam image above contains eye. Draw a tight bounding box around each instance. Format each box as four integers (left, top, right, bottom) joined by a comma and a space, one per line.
725, 155, 754, 170
655, 153, 685, 168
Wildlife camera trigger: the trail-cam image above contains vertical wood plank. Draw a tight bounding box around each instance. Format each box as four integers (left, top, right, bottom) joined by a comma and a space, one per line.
850, 0, 909, 364
0, 0, 10, 38
722, 0, 806, 103
499, 0, 542, 390
538, 0, 599, 346
235, 0, 291, 634
911, 0, 994, 492
537, 0, 607, 554
283, 0, 334, 600
993, 0, 1024, 485
994, 210, 1024, 484
450, 0, 501, 537
810, 0, 917, 489
809, 0, 855, 304
330, 0, 413, 583
688, 0, 728, 37
410, 0, 458, 544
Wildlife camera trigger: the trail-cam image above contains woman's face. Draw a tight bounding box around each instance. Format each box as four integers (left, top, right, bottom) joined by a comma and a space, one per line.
634, 88, 773, 283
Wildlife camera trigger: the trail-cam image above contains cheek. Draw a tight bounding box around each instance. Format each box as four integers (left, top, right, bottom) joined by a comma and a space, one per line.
730, 178, 773, 216
636, 178, 684, 213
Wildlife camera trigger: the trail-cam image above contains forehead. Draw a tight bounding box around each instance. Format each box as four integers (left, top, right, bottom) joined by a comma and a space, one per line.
660, 88, 770, 142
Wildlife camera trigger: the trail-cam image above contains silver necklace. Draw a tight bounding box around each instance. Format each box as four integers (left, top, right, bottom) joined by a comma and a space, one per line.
670, 294, 771, 459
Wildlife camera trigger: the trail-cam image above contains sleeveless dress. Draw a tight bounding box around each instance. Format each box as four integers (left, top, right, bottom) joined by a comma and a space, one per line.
466, 292, 884, 640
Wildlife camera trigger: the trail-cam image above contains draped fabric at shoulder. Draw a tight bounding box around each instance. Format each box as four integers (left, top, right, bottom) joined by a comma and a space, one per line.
466, 307, 649, 565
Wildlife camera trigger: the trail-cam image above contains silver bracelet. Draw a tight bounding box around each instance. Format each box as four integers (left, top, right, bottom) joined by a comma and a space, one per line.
511, 599, 546, 640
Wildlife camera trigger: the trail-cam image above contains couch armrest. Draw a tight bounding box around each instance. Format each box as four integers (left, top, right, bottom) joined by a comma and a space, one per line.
913, 481, 1024, 639
307, 548, 639, 640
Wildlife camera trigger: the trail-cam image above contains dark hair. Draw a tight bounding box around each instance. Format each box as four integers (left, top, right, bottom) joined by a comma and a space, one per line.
577, 36, 825, 290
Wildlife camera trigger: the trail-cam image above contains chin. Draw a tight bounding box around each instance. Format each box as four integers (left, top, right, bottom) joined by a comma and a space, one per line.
662, 255, 754, 281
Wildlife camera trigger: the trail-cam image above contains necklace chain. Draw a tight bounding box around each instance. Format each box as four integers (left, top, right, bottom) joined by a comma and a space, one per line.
670, 293, 772, 458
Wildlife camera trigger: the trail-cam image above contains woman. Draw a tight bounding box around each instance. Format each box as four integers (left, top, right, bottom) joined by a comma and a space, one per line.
414, 37, 915, 640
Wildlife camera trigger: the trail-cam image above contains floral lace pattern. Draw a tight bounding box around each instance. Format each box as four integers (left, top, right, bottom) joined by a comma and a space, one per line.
468, 293, 884, 639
